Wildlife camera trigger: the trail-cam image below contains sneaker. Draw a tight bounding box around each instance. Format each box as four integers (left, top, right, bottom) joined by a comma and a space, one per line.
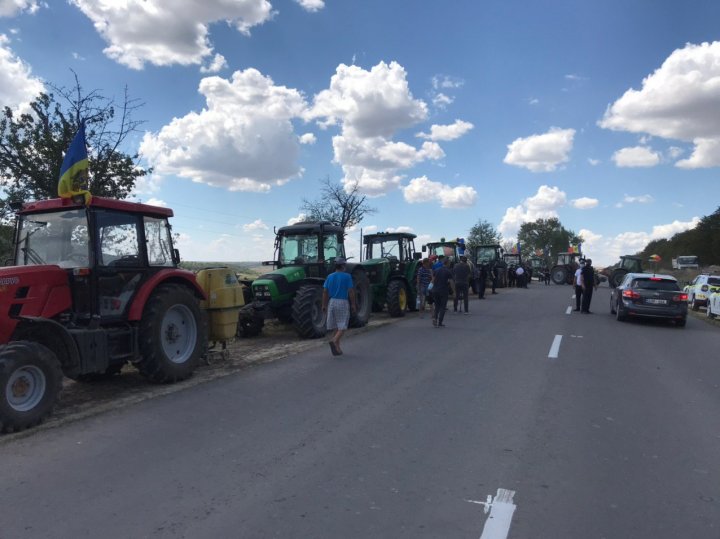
438, 323, 446, 327
463, 312, 469, 315
432, 319, 438, 327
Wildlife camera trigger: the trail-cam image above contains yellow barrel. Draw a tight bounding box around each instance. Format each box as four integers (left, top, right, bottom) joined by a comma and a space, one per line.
196, 267, 246, 342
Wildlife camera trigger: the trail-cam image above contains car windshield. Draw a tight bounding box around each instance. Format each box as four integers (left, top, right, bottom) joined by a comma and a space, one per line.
708, 277, 720, 286
677, 256, 697, 264
16, 210, 90, 268
632, 278, 679, 291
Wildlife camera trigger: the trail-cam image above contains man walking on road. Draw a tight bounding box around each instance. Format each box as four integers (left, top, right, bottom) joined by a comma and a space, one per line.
322, 257, 357, 355
431, 258, 453, 327
580, 258, 598, 314
453, 255, 471, 314
574, 262, 584, 311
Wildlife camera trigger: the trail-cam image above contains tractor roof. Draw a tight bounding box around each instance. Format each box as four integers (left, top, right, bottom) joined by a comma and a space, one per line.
20, 196, 173, 218
277, 221, 344, 236
621, 255, 643, 260
363, 231, 417, 243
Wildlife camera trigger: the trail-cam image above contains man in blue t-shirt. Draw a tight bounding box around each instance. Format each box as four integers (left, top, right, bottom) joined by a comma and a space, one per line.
322, 257, 356, 355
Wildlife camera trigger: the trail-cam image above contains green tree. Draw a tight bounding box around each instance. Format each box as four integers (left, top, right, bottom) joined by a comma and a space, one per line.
466, 219, 501, 248
0, 223, 13, 265
517, 218, 583, 260
0, 75, 150, 221
300, 177, 376, 232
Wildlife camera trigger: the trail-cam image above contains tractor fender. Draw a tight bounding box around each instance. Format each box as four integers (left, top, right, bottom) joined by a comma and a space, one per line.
12, 316, 81, 376
127, 269, 207, 322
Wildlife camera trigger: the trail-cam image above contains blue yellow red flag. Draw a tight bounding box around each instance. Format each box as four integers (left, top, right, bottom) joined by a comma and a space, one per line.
58, 123, 91, 204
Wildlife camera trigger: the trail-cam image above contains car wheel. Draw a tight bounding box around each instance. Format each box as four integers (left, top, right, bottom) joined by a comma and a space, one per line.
676, 318, 686, 327
615, 300, 627, 322
690, 296, 699, 311
707, 302, 716, 319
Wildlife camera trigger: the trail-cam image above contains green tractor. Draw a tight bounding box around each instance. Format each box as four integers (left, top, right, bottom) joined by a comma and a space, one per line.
361, 232, 422, 317
472, 244, 508, 288
601, 255, 644, 288
528, 256, 545, 281
248, 221, 371, 338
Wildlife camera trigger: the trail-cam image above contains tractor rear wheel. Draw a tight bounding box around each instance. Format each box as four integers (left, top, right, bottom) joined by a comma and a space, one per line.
551, 266, 568, 285
136, 284, 206, 383
349, 271, 371, 328
292, 284, 326, 338
387, 279, 408, 317
0, 341, 63, 433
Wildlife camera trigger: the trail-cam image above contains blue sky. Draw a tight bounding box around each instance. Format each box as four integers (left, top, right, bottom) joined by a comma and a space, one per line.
1, 0, 719, 265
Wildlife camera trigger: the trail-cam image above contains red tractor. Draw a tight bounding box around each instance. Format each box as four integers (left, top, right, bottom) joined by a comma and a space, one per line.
0, 197, 208, 433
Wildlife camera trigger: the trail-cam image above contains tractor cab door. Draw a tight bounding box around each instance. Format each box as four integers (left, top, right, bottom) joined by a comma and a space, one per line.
93, 210, 149, 320
321, 233, 343, 277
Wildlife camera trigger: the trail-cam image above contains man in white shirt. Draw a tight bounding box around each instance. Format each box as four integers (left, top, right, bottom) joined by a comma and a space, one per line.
574, 262, 584, 311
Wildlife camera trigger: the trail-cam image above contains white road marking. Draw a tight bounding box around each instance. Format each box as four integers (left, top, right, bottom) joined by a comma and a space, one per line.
478, 488, 517, 539
548, 335, 562, 358
571, 294, 576, 299
565, 306, 572, 315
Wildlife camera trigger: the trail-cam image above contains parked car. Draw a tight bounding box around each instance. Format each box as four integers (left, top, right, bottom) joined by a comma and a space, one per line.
610, 273, 688, 327
706, 285, 720, 319
686, 274, 720, 311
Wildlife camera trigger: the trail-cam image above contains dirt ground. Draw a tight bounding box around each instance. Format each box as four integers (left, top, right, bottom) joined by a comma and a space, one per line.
1, 316, 399, 442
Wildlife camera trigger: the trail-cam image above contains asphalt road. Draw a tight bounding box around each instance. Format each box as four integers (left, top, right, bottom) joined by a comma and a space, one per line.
1, 282, 719, 539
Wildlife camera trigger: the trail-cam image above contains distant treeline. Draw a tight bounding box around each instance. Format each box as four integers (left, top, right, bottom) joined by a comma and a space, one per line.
638, 206, 720, 268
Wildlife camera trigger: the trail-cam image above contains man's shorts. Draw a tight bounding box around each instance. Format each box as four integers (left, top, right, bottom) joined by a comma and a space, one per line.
326, 298, 350, 330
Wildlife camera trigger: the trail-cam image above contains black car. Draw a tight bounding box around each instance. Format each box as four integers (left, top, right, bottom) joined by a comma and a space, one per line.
610, 273, 688, 327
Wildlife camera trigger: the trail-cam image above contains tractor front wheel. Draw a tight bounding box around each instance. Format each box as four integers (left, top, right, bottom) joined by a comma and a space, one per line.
292, 285, 326, 338
387, 279, 408, 317
136, 285, 207, 383
0, 341, 63, 433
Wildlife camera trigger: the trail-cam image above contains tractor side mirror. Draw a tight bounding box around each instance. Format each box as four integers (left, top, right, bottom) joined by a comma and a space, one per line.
172, 248, 181, 265
413, 252, 422, 260
421, 245, 427, 252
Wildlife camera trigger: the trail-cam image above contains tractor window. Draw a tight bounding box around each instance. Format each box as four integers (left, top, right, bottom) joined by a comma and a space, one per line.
16, 210, 89, 268
280, 234, 319, 265
96, 211, 142, 267
144, 217, 174, 266
323, 235, 340, 261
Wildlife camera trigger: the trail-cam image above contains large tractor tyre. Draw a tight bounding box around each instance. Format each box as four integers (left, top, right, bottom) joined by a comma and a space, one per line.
136, 285, 207, 384
551, 266, 568, 285
387, 279, 408, 318
0, 341, 63, 433
349, 272, 371, 328
292, 285, 326, 339
609, 269, 627, 289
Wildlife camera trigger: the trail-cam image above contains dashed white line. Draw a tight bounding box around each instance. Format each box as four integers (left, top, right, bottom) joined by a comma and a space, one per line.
565, 306, 572, 315
548, 335, 562, 358
478, 488, 517, 539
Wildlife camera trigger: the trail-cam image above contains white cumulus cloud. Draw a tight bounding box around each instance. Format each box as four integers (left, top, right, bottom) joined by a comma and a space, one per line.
570, 197, 599, 209
70, 0, 274, 69
294, 0, 324, 11
416, 119, 474, 141
498, 185, 567, 239
0, 0, 41, 17
287, 212, 308, 225
242, 218, 269, 232
200, 53, 227, 74
0, 34, 44, 112
402, 176, 477, 209
140, 68, 308, 193
615, 194, 654, 208
299, 133, 316, 145
307, 61, 443, 196
599, 41, 720, 169
503, 127, 575, 172
611, 146, 660, 167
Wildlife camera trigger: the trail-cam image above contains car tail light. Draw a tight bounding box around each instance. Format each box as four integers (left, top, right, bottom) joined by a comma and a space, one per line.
622, 289, 640, 300
673, 293, 688, 302
701, 285, 709, 292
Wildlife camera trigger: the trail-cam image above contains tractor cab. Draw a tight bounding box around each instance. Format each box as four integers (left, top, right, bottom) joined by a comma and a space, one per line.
271, 221, 345, 278
423, 238, 466, 264
503, 253, 522, 267
619, 255, 643, 272
472, 244, 508, 287
13, 197, 179, 322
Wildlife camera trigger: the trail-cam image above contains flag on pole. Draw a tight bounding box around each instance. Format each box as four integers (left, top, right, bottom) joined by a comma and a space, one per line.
58, 123, 91, 204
